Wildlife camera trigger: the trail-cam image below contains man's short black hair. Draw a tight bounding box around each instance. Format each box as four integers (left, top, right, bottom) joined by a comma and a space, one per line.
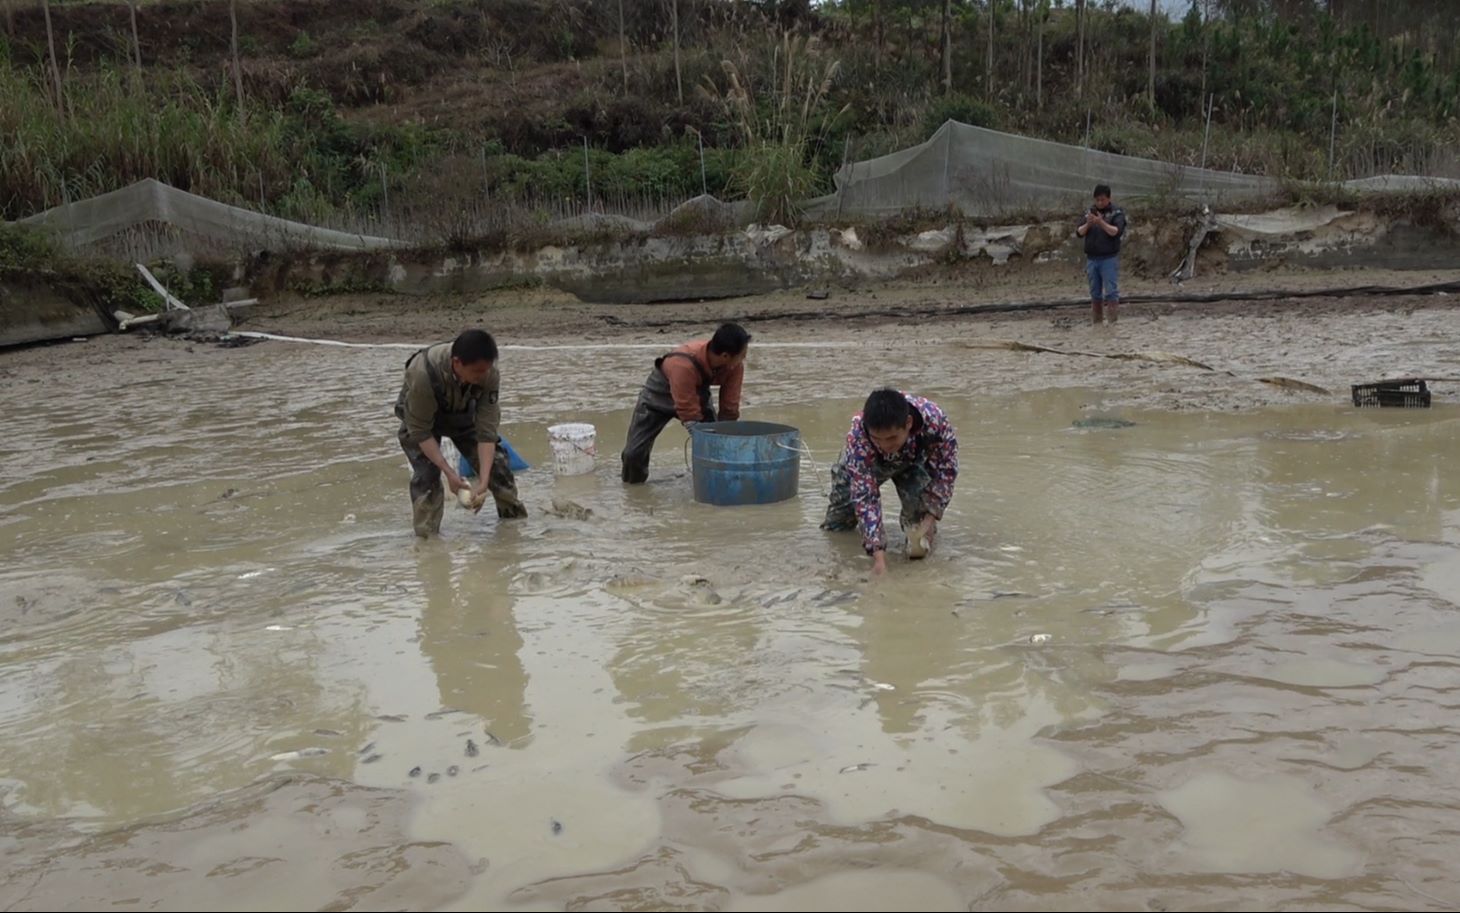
1093, 183, 1112, 198
708, 322, 751, 356
863, 388, 911, 431
452, 329, 498, 364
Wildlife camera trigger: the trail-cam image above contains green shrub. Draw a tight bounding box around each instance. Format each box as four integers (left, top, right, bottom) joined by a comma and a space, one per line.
921, 93, 1000, 138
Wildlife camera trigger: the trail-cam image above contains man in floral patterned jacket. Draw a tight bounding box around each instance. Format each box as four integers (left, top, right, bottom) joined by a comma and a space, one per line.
821, 388, 959, 576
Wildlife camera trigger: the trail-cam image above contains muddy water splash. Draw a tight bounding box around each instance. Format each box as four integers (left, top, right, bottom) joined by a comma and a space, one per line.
2, 339, 1459, 910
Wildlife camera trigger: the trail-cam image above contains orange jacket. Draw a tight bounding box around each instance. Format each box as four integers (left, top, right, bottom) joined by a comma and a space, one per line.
661, 339, 743, 422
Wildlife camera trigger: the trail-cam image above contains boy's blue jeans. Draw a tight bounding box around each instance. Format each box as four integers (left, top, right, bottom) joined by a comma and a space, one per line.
1086, 254, 1119, 302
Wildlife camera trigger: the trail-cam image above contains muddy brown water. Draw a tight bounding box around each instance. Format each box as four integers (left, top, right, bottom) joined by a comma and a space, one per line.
2, 338, 1459, 910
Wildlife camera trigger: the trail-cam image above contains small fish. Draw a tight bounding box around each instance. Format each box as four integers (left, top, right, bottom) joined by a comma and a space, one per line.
1072, 417, 1137, 430
605, 574, 659, 591
550, 819, 563, 835
362, 753, 382, 764
871, 682, 896, 692
425, 708, 463, 721
314, 729, 342, 738
549, 498, 594, 521
839, 763, 875, 774
447, 765, 459, 777
358, 742, 376, 755
270, 747, 329, 761
691, 589, 723, 606
483, 731, 502, 746
409, 766, 422, 778
472, 764, 491, 773
465, 739, 479, 757
376, 714, 407, 723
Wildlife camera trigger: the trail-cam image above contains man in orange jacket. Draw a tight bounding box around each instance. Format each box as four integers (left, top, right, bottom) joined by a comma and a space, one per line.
620, 323, 751, 483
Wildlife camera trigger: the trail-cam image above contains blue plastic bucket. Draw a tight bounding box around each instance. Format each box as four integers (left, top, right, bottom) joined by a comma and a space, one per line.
458, 437, 531, 478
690, 421, 801, 506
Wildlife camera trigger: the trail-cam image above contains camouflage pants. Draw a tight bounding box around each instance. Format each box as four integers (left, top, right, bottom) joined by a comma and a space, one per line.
820, 457, 932, 535
400, 431, 527, 538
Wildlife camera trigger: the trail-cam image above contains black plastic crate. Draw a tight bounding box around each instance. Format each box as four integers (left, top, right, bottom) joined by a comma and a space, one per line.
1351, 378, 1431, 408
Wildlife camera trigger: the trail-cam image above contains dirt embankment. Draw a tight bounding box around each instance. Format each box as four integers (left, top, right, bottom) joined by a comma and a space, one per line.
5, 265, 1444, 416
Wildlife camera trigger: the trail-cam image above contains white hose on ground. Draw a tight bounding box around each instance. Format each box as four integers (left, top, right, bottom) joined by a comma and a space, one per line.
228, 330, 849, 351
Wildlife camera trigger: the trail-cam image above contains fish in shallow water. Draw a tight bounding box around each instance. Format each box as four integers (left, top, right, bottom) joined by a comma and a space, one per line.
1072, 417, 1136, 429
605, 574, 659, 591
270, 747, 329, 761
688, 587, 723, 607
548, 498, 594, 521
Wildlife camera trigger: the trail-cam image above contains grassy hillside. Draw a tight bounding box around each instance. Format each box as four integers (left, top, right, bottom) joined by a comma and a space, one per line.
3, 0, 1457, 233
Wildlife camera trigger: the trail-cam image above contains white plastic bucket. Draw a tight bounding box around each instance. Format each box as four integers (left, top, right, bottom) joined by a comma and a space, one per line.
547, 423, 597, 476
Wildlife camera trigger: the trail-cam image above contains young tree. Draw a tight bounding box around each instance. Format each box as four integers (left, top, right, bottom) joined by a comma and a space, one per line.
1076, 0, 1086, 96
670, 0, 683, 103
42, 0, 65, 116
127, 0, 143, 79
1036, 0, 1048, 109
941, 0, 953, 94
1148, 0, 1157, 107
229, 0, 245, 114
873, 0, 884, 73
986, 0, 995, 98
617, 0, 628, 92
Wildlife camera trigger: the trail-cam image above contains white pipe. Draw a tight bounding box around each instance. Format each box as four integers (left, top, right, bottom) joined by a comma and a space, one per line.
227, 331, 851, 351
135, 263, 190, 311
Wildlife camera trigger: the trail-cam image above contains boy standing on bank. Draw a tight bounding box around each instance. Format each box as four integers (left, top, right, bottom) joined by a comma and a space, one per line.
1076, 183, 1127, 325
